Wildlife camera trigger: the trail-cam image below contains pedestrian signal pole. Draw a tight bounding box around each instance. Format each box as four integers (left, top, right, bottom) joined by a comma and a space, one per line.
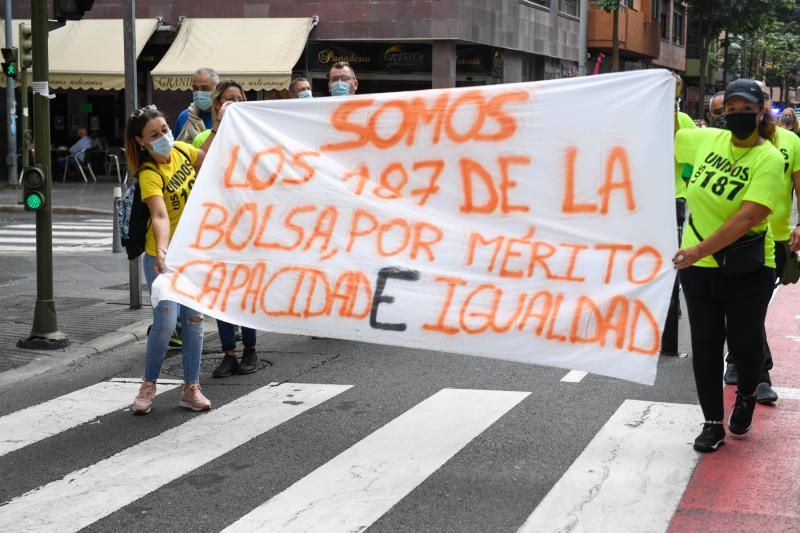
18, 0, 69, 349
19, 23, 32, 169
2, 0, 17, 187
123, 0, 142, 309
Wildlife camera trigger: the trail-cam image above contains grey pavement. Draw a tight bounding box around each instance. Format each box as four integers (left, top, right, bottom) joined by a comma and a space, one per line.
0, 181, 218, 388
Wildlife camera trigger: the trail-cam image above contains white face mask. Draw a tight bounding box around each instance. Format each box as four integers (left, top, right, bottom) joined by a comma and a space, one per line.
330, 81, 351, 97
298, 89, 313, 99
149, 130, 174, 157
193, 91, 213, 111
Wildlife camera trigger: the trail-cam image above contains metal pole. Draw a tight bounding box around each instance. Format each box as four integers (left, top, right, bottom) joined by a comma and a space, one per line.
123, 0, 142, 308
18, 0, 69, 349
19, 23, 29, 171
578, 0, 588, 76
4, 0, 17, 187
112, 186, 122, 253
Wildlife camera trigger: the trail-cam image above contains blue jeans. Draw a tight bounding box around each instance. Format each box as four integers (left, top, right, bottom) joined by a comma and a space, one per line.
217, 320, 256, 352
143, 254, 204, 383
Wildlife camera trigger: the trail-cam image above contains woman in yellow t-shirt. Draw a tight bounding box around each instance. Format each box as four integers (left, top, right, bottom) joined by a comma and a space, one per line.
123, 104, 226, 414
673, 79, 783, 453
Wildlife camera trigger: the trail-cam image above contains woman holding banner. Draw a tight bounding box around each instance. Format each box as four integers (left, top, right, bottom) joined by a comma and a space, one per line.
672, 79, 783, 453
125, 104, 223, 414
190, 81, 260, 378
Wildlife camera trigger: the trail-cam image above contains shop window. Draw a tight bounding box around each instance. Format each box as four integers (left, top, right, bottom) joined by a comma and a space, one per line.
520, 0, 550, 8
559, 0, 578, 16
672, 1, 685, 45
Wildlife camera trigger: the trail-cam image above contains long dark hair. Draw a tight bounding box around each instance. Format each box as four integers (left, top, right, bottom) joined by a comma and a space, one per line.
759, 108, 776, 144
124, 105, 164, 175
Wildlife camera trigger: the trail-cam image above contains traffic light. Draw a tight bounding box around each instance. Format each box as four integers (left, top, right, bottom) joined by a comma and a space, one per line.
21, 166, 47, 212
19, 23, 32, 69
1, 47, 17, 80
54, 0, 95, 21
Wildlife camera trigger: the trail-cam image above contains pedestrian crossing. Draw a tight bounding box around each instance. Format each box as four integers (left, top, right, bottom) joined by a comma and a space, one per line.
0, 217, 113, 253
0, 379, 795, 532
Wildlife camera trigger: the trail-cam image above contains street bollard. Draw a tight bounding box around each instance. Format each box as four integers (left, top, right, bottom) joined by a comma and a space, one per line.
112, 186, 122, 254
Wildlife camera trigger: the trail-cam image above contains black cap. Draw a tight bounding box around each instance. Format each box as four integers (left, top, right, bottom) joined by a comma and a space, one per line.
724, 79, 764, 105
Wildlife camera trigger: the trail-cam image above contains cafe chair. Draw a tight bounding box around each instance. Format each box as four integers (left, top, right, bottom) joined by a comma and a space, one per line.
62, 148, 97, 183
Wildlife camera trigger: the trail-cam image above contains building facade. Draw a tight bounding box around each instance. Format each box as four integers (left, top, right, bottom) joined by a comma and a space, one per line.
8, 0, 584, 147
587, 0, 687, 75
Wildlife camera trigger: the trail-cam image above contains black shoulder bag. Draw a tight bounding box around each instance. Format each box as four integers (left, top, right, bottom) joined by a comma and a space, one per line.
687, 216, 766, 276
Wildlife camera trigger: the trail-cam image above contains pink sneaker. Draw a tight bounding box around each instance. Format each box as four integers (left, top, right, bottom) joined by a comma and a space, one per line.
180, 383, 211, 411
133, 381, 157, 414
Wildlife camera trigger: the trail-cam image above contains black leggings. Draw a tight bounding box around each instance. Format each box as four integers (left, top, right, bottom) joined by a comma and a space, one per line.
725, 241, 784, 383
680, 266, 774, 421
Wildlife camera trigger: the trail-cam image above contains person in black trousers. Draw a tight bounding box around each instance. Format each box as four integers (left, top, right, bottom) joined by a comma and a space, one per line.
673, 79, 783, 453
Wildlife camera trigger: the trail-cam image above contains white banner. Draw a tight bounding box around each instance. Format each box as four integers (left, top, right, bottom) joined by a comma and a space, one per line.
153, 70, 678, 385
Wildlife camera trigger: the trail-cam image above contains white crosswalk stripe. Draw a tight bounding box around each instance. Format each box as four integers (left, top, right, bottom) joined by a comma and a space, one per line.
518, 400, 702, 533
0, 379, 182, 458
223, 388, 530, 533
0, 382, 352, 533
0, 218, 113, 253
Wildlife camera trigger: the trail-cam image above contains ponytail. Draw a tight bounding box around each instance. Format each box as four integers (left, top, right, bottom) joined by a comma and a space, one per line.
759, 109, 776, 144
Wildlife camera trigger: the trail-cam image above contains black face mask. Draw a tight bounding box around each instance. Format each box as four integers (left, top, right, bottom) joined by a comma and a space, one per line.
725, 112, 758, 140
710, 115, 727, 129
782, 115, 794, 125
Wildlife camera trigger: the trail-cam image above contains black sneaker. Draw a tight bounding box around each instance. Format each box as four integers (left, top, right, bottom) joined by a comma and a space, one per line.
728, 392, 757, 436
212, 355, 239, 378
238, 347, 258, 375
693, 421, 725, 452
756, 382, 779, 404
723, 363, 737, 385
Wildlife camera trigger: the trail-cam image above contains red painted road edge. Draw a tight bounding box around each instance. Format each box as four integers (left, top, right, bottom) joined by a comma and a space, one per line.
669, 283, 800, 531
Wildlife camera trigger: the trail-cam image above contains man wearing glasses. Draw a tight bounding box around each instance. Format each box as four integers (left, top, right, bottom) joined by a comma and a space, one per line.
328, 62, 358, 96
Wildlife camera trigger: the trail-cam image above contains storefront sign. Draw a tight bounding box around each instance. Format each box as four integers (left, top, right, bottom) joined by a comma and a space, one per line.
456, 45, 494, 75
309, 43, 431, 74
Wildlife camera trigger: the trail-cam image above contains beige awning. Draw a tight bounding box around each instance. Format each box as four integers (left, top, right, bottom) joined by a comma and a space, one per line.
150, 18, 316, 91
1, 19, 160, 90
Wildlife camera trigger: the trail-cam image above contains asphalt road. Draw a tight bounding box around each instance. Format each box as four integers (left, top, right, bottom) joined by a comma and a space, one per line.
0, 298, 696, 532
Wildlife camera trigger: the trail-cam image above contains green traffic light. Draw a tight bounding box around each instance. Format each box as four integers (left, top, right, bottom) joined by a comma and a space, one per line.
25, 192, 44, 210
6, 64, 14, 76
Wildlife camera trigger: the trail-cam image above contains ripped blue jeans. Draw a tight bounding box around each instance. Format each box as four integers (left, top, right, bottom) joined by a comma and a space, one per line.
143, 254, 204, 383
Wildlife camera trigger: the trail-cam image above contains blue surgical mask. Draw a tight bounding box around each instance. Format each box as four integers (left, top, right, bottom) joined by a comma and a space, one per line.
193, 90, 213, 111
330, 81, 351, 97
298, 89, 313, 99
150, 130, 174, 157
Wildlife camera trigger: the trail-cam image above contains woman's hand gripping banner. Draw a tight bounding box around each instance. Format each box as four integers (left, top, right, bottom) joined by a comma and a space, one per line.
153, 69, 678, 385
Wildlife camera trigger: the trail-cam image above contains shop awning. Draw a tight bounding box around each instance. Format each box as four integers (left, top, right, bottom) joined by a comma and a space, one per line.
150, 17, 317, 91
1, 19, 160, 90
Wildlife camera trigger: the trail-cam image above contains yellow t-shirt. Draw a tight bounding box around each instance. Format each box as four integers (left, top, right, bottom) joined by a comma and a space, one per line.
675, 128, 782, 268
769, 126, 800, 241
674, 112, 696, 199
139, 141, 199, 256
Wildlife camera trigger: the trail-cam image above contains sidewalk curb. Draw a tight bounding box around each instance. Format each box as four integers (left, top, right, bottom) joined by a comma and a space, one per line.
0, 204, 112, 215
0, 318, 151, 393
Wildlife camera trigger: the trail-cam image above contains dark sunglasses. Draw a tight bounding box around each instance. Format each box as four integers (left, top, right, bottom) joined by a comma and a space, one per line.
131, 104, 157, 118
